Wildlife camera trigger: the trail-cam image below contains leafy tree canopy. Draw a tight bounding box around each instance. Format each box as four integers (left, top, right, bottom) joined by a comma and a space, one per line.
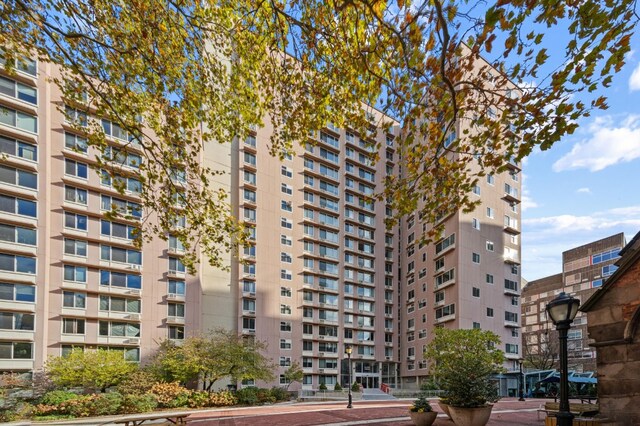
283, 360, 304, 389
1, 0, 636, 265
149, 329, 275, 391
45, 348, 137, 392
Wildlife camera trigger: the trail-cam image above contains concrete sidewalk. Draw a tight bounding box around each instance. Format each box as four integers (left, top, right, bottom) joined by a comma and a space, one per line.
186, 398, 552, 425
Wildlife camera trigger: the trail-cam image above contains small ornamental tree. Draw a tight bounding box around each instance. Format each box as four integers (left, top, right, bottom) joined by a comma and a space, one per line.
283, 361, 304, 390
425, 328, 504, 408
149, 328, 275, 391
45, 348, 137, 392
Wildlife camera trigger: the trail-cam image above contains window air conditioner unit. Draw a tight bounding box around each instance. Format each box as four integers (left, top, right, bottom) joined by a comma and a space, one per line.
128, 289, 141, 296
126, 338, 140, 344
127, 314, 141, 320
167, 294, 178, 300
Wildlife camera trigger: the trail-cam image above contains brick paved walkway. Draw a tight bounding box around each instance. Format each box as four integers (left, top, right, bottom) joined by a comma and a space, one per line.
187, 398, 551, 426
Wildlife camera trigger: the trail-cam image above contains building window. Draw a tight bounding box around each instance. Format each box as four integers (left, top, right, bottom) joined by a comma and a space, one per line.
473, 322, 480, 329
487, 174, 495, 185
0, 223, 36, 246
0, 283, 35, 302
280, 304, 292, 315
280, 270, 292, 280
64, 186, 87, 205
62, 318, 85, 334
486, 241, 494, 252
472, 253, 480, 264
0, 342, 33, 360
280, 321, 291, 332
280, 339, 292, 350
0, 194, 37, 218
486, 308, 494, 317
486, 274, 494, 284
168, 326, 184, 340
486, 207, 494, 218
281, 200, 292, 212
472, 287, 480, 298
0, 253, 36, 274
64, 212, 88, 231
64, 239, 87, 257
281, 217, 292, 229
168, 303, 185, 318
472, 218, 480, 230
63, 291, 86, 309
280, 287, 292, 297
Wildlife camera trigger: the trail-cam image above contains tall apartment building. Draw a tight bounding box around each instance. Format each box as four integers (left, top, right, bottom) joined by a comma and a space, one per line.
397, 63, 523, 387
521, 233, 625, 373
234, 115, 400, 389
0, 57, 402, 389
1, 53, 522, 390
397, 163, 523, 387
0, 58, 205, 371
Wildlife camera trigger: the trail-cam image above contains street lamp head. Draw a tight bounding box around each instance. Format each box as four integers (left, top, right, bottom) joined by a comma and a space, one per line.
345, 345, 352, 355
546, 292, 580, 326
518, 358, 523, 366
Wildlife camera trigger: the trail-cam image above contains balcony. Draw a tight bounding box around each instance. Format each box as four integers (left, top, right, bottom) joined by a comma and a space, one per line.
503, 253, 520, 265
502, 188, 521, 203
504, 319, 520, 328
434, 313, 456, 324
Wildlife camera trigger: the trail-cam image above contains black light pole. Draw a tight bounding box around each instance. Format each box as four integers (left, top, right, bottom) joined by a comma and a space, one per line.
345, 345, 353, 409
546, 292, 580, 426
518, 358, 525, 401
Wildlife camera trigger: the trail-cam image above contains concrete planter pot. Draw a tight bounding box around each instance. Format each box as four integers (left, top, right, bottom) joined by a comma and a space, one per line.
438, 400, 452, 419
409, 411, 438, 426
448, 404, 493, 426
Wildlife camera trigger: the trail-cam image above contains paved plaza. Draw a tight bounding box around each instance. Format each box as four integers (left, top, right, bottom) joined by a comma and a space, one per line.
187, 398, 552, 426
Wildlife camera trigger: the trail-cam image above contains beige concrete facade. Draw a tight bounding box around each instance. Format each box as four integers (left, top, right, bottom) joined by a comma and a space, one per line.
1, 55, 526, 391
0, 59, 197, 371
521, 233, 626, 373
236, 112, 400, 389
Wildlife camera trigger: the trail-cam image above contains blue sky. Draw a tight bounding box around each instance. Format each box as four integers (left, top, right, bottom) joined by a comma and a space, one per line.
521, 39, 640, 281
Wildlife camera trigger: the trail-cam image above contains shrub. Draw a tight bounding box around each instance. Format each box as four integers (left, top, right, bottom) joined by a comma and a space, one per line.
149, 382, 189, 408
351, 382, 360, 392
256, 388, 275, 404
188, 390, 210, 408
209, 390, 237, 407
270, 386, 289, 402
90, 392, 123, 416
319, 383, 327, 391
120, 394, 158, 414
40, 390, 81, 406
116, 370, 158, 396
333, 383, 342, 391
235, 387, 259, 405
0, 409, 18, 422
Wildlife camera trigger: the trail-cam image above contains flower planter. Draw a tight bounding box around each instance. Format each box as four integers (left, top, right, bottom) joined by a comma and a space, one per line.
438, 400, 451, 419
409, 410, 438, 426
448, 404, 493, 426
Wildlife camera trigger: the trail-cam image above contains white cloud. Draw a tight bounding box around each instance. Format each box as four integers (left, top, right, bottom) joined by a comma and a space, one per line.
520, 173, 538, 211
552, 114, 640, 172
521, 205, 640, 280
576, 187, 591, 194
630, 62, 640, 91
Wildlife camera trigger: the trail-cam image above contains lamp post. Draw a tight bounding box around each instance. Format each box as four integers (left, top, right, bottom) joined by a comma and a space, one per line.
546, 292, 580, 426
345, 345, 353, 409
518, 358, 525, 401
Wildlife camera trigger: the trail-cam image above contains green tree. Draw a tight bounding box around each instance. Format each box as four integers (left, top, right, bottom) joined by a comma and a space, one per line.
283, 361, 304, 390
1, 0, 636, 264
425, 328, 504, 408
150, 329, 275, 391
45, 348, 137, 392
